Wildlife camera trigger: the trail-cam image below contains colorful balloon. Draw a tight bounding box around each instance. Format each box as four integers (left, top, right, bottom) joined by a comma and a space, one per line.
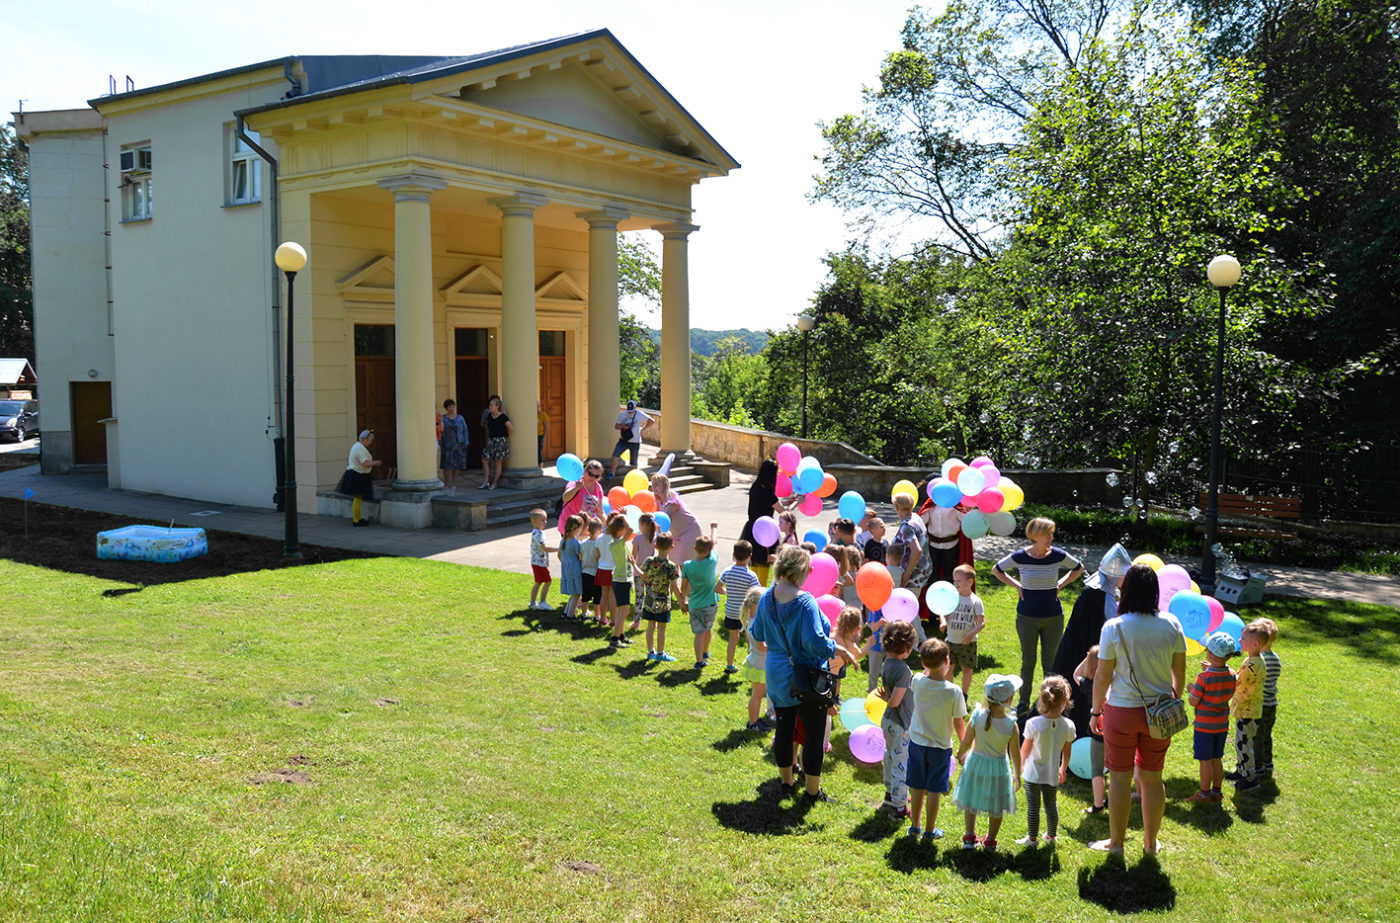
776, 471, 794, 497
864, 690, 887, 725
1218, 611, 1245, 644
946, 464, 968, 487
796, 459, 824, 494
856, 562, 894, 610
816, 594, 843, 626
838, 491, 866, 522
849, 724, 885, 763
623, 468, 649, 496
752, 516, 780, 548
969, 455, 994, 469
957, 466, 986, 497
798, 493, 823, 517
653, 511, 671, 532
1155, 564, 1193, 611
961, 509, 989, 539
1069, 736, 1096, 780
941, 457, 966, 480
891, 479, 919, 503
802, 552, 839, 597
1206, 596, 1226, 635
804, 529, 829, 551
1185, 636, 1205, 657
925, 580, 959, 616
975, 487, 1005, 513
839, 696, 872, 732
1133, 553, 1165, 572
556, 453, 584, 482
931, 478, 962, 508
998, 477, 1025, 511
884, 587, 920, 622
816, 472, 838, 498
1168, 591, 1211, 640
976, 463, 1001, 486
623, 505, 642, 532
988, 511, 1017, 536
631, 489, 657, 513
776, 442, 801, 474
607, 485, 631, 509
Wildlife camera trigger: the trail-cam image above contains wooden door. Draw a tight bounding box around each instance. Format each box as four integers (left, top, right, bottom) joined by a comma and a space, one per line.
455, 357, 489, 469
539, 356, 566, 462
70, 382, 111, 464
354, 357, 397, 478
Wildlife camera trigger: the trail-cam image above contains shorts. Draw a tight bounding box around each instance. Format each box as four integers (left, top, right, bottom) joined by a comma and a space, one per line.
1102, 702, 1172, 773
1193, 728, 1228, 761
595, 570, 613, 588
742, 662, 765, 684
689, 603, 718, 635
612, 440, 642, 464
722, 616, 744, 631
531, 565, 551, 584
947, 640, 977, 673
581, 572, 597, 604
642, 607, 671, 623
612, 582, 632, 607
907, 743, 953, 794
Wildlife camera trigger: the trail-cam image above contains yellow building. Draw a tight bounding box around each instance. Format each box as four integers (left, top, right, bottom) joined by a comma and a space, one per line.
17, 31, 736, 527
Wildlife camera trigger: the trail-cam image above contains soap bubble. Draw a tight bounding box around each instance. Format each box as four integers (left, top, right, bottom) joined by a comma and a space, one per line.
979, 412, 989, 424
1120, 534, 1131, 544
1071, 489, 1079, 498
1137, 497, 1146, 508
1169, 440, 1181, 454
1211, 542, 1224, 556
1145, 471, 1158, 485
1031, 456, 1042, 467
1105, 472, 1119, 487
1122, 496, 1134, 508
1189, 506, 1201, 521
1137, 510, 1148, 521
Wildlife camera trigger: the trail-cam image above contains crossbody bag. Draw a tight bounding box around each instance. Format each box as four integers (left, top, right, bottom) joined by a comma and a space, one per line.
1119, 628, 1189, 739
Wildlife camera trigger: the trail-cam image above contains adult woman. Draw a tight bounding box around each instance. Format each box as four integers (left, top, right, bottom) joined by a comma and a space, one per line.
746, 545, 838, 800
740, 459, 782, 584
1089, 564, 1187, 856
650, 473, 702, 566
438, 399, 469, 489
336, 429, 382, 526
559, 457, 605, 535
479, 395, 502, 486
480, 397, 513, 490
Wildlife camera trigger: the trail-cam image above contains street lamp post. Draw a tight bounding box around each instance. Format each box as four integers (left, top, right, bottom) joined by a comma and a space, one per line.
1202, 254, 1240, 594
275, 241, 308, 559
797, 313, 815, 439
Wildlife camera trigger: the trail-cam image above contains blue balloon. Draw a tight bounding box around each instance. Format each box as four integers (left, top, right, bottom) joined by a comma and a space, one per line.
1069, 736, 1096, 779
602, 500, 612, 514
653, 511, 672, 532
931, 479, 962, 508
556, 452, 584, 482
1168, 591, 1212, 641
804, 529, 828, 551
1218, 612, 1245, 645
838, 490, 866, 522
838, 696, 872, 732
796, 462, 824, 494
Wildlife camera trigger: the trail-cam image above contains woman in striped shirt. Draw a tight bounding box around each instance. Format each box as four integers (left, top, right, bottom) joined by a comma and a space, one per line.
993, 517, 1083, 715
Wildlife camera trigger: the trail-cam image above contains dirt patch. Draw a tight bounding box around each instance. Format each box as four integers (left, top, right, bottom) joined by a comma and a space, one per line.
0, 496, 374, 585
562, 860, 602, 875
373, 697, 399, 707
286, 697, 313, 708
0, 454, 38, 472
251, 768, 310, 785
287, 754, 315, 766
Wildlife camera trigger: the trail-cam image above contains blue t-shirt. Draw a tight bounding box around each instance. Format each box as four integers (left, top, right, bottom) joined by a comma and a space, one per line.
682, 550, 720, 609
747, 589, 836, 709
867, 608, 885, 652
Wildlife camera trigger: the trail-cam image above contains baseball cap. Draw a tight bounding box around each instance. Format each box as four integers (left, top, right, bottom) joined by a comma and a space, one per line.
1205, 631, 1238, 658
626, 400, 636, 410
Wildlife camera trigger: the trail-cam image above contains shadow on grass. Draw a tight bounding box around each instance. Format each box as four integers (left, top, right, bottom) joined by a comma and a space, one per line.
851, 810, 902, 843
1162, 776, 1234, 835
1010, 843, 1061, 881
711, 778, 821, 836
712, 727, 769, 753
656, 665, 704, 687
946, 845, 1011, 882
611, 658, 657, 681
1077, 853, 1176, 913
885, 835, 943, 873
498, 609, 603, 643
1259, 596, 1400, 664
822, 739, 886, 785
1230, 776, 1279, 825
697, 674, 740, 696
570, 645, 620, 666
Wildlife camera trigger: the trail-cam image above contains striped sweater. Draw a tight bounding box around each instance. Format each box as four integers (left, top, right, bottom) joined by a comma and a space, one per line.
1190, 665, 1236, 734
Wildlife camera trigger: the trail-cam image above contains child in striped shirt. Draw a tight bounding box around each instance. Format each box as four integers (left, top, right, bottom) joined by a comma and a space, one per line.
1186, 631, 1238, 803
717, 541, 762, 674
1252, 617, 1282, 779
1228, 624, 1268, 791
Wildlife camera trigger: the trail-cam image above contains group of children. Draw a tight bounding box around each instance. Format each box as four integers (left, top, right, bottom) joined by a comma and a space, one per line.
526, 504, 1283, 848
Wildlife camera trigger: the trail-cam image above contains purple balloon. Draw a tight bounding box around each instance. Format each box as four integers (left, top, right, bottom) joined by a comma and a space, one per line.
883, 587, 920, 622
849, 724, 885, 763
752, 516, 780, 548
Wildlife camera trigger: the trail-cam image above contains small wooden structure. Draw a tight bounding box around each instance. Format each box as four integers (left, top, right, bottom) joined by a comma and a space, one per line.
0, 359, 36, 399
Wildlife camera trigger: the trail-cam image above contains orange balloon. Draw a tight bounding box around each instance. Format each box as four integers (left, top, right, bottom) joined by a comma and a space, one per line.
815, 472, 838, 498
856, 562, 894, 611
946, 464, 967, 486
607, 486, 631, 510
632, 489, 658, 513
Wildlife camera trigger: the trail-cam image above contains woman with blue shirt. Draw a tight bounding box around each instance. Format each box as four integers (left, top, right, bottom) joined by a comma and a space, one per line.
748, 545, 841, 801
993, 517, 1083, 715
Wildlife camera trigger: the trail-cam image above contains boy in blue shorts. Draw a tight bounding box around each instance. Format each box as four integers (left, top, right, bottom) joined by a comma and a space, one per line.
906, 638, 968, 841
717, 540, 762, 674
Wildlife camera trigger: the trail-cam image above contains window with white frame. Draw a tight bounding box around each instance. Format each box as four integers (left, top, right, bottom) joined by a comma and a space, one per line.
228, 126, 261, 205
120, 144, 152, 221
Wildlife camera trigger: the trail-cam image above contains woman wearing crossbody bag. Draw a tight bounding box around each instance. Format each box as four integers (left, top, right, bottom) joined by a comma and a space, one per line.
1088, 564, 1187, 856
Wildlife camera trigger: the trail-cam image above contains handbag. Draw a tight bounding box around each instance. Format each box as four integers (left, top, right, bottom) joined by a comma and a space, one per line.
1119, 630, 1189, 739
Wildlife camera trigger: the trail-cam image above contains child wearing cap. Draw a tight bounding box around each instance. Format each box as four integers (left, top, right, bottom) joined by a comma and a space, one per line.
1227, 624, 1268, 791
952, 673, 1023, 851
1186, 631, 1238, 804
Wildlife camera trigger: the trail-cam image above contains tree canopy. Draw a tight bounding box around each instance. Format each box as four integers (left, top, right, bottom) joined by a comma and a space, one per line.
0, 123, 32, 361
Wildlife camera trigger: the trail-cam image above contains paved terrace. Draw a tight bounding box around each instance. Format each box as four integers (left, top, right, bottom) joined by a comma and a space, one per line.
0, 457, 1395, 610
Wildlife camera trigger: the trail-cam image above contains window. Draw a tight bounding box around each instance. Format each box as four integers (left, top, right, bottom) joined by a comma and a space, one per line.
120, 143, 152, 221
228, 126, 262, 205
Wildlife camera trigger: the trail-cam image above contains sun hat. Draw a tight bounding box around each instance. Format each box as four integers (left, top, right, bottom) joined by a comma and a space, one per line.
983, 673, 1023, 706
1205, 631, 1238, 659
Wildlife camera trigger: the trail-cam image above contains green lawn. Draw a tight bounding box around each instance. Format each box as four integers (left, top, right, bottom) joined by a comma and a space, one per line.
2, 556, 1397, 921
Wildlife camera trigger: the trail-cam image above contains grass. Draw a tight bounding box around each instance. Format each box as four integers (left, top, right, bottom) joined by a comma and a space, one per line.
2, 555, 1398, 921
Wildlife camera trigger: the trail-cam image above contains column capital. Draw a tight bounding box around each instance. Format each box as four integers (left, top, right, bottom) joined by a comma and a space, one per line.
378, 172, 447, 202
489, 192, 549, 217
578, 205, 630, 229
656, 221, 699, 240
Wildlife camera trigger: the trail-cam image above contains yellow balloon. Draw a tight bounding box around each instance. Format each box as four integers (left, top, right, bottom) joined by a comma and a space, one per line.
1133, 553, 1165, 571
623, 468, 649, 497
1185, 637, 1204, 657
1189, 580, 1200, 594
865, 690, 887, 725
891, 480, 918, 503
998, 478, 1025, 511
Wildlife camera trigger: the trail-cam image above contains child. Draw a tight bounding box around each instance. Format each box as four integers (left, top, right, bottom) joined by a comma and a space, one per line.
778, 511, 799, 547
1228, 623, 1268, 791
1186, 631, 1238, 803
630, 513, 657, 631
639, 532, 681, 662
993, 517, 1084, 715
820, 607, 867, 755
905, 638, 968, 842
559, 514, 584, 618
862, 521, 889, 566
1018, 675, 1074, 845
719, 541, 762, 674
1073, 645, 1107, 814
952, 674, 1023, 851
606, 514, 636, 647
594, 516, 616, 628
829, 517, 857, 547
680, 525, 721, 669
874, 620, 917, 819
528, 509, 557, 610
1254, 617, 1282, 779
940, 563, 986, 698
739, 587, 772, 731
838, 545, 863, 609
855, 511, 880, 549
580, 517, 603, 623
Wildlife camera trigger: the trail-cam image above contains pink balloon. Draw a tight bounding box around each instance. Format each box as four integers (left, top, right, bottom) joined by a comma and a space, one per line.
1205, 595, 1225, 634
776, 442, 801, 474
883, 587, 919, 622
798, 493, 823, 517
802, 552, 839, 597
969, 455, 995, 469
978, 463, 1001, 486
975, 487, 1005, 513
817, 594, 844, 627
1156, 564, 1193, 612
776, 471, 793, 497
849, 723, 885, 763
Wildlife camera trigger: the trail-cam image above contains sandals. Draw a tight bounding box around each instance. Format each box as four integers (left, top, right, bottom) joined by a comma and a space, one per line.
1083, 804, 1107, 815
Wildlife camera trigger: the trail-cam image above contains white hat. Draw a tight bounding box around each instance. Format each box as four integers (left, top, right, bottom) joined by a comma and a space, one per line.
983, 673, 1023, 706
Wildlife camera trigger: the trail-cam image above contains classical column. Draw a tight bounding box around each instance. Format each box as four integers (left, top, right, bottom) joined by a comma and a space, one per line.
490, 193, 547, 480
380, 173, 445, 492
580, 206, 628, 462
658, 222, 698, 456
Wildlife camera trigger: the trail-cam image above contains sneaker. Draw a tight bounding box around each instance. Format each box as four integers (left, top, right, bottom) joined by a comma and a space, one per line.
646, 651, 659, 661
883, 805, 911, 820
657, 652, 676, 662
962, 834, 979, 850
982, 838, 998, 852
352, 519, 371, 527
1083, 804, 1106, 815
1016, 835, 1039, 846
744, 720, 767, 732
617, 636, 632, 646
1185, 790, 1214, 804
724, 665, 739, 674
1235, 778, 1261, 792
755, 716, 776, 730
1043, 834, 1057, 846
1088, 839, 1123, 854
477, 483, 489, 490
800, 790, 834, 804
922, 828, 943, 842
1223, 769, 1244, 782
907, 826, 923, 839
607, 636, 621, 647
703, 651, 711, 661
779, 782, 798, 797
694, 660, 706, 669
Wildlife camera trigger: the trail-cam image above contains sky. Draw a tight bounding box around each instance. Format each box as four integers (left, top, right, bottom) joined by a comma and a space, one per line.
4, 0, 939, 333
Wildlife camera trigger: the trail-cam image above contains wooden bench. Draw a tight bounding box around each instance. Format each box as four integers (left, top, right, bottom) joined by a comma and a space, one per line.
1198, 492, 1302, 538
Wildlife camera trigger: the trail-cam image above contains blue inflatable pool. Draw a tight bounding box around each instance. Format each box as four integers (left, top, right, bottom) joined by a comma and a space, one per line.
97, 525, 208, 562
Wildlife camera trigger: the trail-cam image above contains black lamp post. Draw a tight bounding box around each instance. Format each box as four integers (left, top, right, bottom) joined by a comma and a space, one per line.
275, 241, 307, 558
1201, 254, 1240, 594
797, 313, 814, 438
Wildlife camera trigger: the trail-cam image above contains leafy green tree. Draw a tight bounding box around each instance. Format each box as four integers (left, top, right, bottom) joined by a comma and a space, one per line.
618, 234, 661, 406
0, 124, 32, 361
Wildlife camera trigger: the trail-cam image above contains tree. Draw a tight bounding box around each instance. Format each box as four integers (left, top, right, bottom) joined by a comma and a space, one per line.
618, 233, 662, 406
0, 123, 32, 361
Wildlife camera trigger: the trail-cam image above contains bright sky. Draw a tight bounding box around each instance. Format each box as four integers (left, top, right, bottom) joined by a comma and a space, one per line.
4, 0, 937, 333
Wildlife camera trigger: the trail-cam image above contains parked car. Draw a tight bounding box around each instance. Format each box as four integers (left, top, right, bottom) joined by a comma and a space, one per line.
0, 399, 39, 442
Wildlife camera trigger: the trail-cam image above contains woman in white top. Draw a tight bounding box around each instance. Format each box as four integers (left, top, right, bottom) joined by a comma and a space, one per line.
1088, 564, 1186, 856
335, 429, 382, 526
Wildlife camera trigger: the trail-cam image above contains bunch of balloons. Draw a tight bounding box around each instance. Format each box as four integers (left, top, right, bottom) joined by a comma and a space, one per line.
839, 691, 892, 763
915, 455, 1025, 539
1131, 552, 1245, 655
586, 464, 661, 533
774, 442, 839, 518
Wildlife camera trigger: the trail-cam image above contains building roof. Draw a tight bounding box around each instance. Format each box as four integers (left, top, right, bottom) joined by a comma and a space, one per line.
0, 358, 37, 386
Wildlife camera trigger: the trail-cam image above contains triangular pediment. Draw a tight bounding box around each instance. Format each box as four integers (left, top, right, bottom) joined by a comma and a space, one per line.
535, 271, 587, 306
442, 264, 504, 298
337, 256, 396, 299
